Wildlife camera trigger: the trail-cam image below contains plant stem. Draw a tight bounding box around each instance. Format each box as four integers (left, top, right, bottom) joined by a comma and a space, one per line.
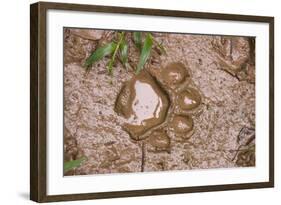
108, 32, 125, 74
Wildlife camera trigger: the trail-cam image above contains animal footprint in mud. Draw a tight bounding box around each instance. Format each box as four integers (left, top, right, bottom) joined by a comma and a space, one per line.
115, 62, 202, 151
211, 36, 255, 83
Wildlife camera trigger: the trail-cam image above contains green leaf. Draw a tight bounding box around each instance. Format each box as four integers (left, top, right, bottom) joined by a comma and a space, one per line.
136, 33, 153, 74
64, 157, 86, 173
107, 32, 125, 74
84, 42, 117, 69
133, 32, 142, 50
120, 40, 128, 66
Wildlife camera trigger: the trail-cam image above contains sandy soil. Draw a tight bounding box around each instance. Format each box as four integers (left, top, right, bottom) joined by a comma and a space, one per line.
63, 28, 255, 176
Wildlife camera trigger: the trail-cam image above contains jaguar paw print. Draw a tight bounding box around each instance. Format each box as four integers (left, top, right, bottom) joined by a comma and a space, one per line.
211, 36, 255, 83
114, 62, 202, 150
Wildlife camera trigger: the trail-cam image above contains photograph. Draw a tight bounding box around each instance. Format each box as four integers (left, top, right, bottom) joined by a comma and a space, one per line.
29, 2, 274, 202
1, 0, 278, 203
63, 28, 256, 176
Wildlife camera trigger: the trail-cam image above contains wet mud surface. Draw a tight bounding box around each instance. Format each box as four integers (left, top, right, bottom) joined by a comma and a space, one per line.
63, 28, 255, 175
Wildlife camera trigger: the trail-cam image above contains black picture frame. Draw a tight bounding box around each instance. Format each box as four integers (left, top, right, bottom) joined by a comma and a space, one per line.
30, 1, 274, 202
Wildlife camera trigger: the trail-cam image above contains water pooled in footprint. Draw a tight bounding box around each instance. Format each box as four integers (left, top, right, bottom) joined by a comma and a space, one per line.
115, 71, 170, 140
170, 115, 193, 134
177, 88, 201, 110
160, 62, 189, 89
115, 62, 202, 143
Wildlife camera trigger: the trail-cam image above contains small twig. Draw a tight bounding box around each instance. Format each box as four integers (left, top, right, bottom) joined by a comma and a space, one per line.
140, 142, 145, 172
237, 126, 255, 143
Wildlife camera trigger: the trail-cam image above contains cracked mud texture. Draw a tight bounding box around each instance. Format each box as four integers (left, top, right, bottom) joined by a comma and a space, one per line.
63, 28, 255, 175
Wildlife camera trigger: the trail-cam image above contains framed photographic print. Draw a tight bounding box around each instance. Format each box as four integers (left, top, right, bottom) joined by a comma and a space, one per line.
30, 1, 274, 202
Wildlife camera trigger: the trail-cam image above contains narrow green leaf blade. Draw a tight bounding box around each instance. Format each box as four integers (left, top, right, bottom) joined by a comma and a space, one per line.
120, 40, 128, 65
107, 32, 125, 74
84, 42, 117, 69
64, 157, 86, 173
136, 34, 153, 74
133, 32, 142, 50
